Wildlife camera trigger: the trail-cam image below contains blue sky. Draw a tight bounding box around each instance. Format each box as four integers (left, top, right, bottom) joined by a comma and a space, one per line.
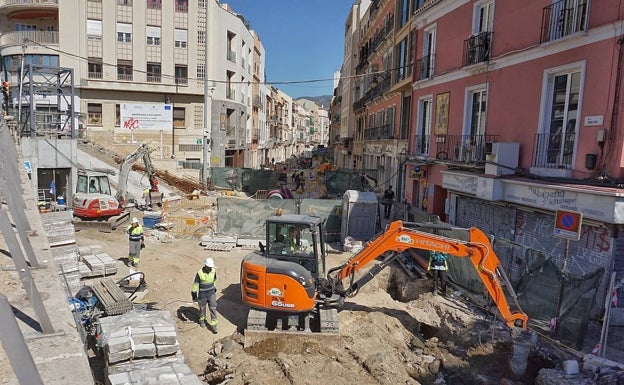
223, 1, 354, 98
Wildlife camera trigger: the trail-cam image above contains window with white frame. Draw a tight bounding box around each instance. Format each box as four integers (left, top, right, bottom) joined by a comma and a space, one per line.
465, 86, 487, 138
542, 65, 582, 166
419, 25, 436, 80
147, 62, 161, 82
462, 86, 488, 161
87, 19, 102, 40
174, 29, 187, 48
416, 96, 432, 155
116, 23, 132, 43
473, 0, 494, 33
146, 26, 161, 46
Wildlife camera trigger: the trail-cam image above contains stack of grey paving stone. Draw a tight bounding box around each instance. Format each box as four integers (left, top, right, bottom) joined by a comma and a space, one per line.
78, 245, 118, 277
99, 309, 202, 385
41, 210, 76, 247
106, 356, 203, 385
51, 245, 82, 296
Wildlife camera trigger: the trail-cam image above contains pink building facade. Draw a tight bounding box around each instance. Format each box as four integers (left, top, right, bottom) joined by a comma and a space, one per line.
404, 0, 624, 354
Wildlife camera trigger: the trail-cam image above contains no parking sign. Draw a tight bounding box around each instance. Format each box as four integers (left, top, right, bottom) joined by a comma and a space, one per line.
553, 210, 583, 240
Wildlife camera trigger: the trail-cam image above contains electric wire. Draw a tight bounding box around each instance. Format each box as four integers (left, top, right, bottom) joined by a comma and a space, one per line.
22, 38, 408, 89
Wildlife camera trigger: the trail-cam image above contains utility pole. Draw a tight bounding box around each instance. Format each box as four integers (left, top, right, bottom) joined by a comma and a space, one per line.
202, 2, 211, 187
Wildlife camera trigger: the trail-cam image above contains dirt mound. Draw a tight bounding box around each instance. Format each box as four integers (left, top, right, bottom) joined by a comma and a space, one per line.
200, 267, 540, 385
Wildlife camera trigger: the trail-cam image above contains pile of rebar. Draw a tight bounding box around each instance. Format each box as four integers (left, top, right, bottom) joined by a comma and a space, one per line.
91, 278, 133, 316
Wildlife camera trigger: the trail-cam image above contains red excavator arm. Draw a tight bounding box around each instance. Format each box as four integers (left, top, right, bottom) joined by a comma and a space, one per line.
326, 221, 528, 329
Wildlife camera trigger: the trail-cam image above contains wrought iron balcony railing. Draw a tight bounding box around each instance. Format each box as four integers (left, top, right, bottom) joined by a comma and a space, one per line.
532, 132, 575, 168
463, 31, 491, 67
415, 54, 434, 81
540, 0, 588, 43
434, 134, 499, 163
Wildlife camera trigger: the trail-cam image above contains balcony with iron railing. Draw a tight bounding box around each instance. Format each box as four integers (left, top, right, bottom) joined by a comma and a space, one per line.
532, 132, 575, 169
378, 124, 393, 139
540, 0, 588, 44
415, 54, 434, 81
0, 30, 58, 48
463, 32, 491, 67
0, 0, 58, 14
88, 71, 103, 79
117, 73, 133, 81
434, 134, 499, 163
147, 74, 161, 83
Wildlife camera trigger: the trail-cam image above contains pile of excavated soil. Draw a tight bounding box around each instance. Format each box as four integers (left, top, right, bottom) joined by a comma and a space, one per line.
196, 266, 553, 385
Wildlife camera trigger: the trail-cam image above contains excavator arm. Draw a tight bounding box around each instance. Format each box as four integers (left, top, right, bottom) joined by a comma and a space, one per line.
326, 221, 528, 329
115, 144, 158, 204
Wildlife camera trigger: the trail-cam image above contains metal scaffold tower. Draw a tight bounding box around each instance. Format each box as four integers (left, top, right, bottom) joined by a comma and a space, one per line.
17, 65, 76, 139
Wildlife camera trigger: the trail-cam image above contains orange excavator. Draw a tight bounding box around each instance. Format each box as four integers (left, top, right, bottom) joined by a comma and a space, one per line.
241, 216, 528, 345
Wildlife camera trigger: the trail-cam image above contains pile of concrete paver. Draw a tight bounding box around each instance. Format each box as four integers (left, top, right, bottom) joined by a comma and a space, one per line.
99, 308, 203, 385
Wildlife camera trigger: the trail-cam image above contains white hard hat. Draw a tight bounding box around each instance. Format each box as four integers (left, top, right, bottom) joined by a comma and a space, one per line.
132, 217, 139, 224
204, 258, 215, 268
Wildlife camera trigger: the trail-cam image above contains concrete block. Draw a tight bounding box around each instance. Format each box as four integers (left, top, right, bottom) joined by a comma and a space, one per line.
107, 372, 131, 385
107, 336, 132, 354
82, 254, 105, 275
133, 343, 156, 358
131, 327, 154, 344
78, 262, 92, 278
562, 360, 579, 375
108, 348, 132, 364
156, 342, 180, 356
157, 373, 179, 383
154, 330, 177, 345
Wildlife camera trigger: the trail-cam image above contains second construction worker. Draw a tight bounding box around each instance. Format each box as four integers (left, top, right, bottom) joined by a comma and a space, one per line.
191, 257, 218, 333
127, 217, 144, 267
428, 251, 449, 296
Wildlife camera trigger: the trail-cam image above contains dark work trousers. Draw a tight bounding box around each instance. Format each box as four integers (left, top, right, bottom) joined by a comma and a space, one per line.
384, 203, 392, 218
198, 290, 218, 327
432, 269, 448, 294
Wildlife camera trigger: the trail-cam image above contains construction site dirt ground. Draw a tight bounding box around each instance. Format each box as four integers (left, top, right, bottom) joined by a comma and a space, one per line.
63, 141, 596, 384
71, 209, 592, 385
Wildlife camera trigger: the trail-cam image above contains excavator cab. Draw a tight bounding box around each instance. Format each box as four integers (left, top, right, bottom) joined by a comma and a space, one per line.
73, 170, 123, 219
241, 214, 338, 344
265, 215, 325, 276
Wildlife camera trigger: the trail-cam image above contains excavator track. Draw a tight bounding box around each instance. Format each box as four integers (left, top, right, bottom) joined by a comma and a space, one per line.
72, 211, 130, 232
244, 308, 341, 348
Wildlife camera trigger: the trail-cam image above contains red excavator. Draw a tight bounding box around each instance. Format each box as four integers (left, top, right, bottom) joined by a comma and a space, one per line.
72, 143, 161, 230
241, 216, 528, 346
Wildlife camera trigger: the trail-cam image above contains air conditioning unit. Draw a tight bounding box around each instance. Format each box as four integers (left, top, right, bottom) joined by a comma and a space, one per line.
485, 142, 520, 176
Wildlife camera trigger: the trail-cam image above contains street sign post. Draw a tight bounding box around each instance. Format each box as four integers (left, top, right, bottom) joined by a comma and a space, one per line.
553, 209, 583, 240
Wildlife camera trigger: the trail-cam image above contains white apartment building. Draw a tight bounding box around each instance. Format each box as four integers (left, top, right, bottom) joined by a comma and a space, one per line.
0, 0, 264, 172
